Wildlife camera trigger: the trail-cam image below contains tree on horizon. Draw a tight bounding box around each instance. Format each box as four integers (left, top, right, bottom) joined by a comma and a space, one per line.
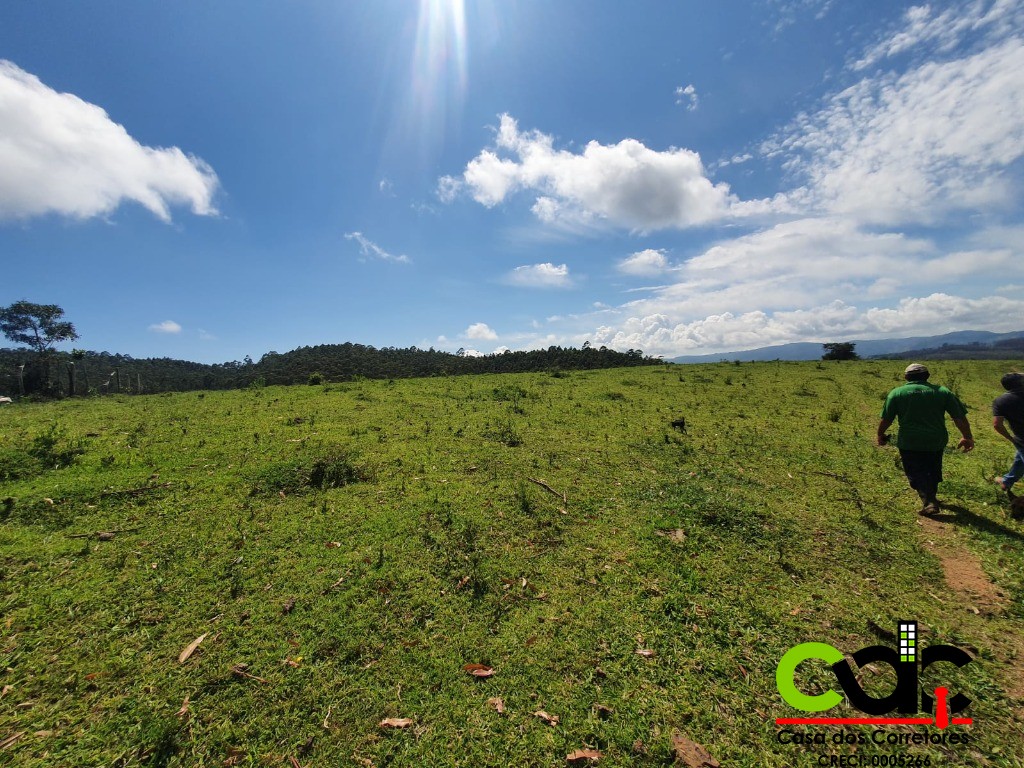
0, 300, 80, 394
821, 342, 859, 361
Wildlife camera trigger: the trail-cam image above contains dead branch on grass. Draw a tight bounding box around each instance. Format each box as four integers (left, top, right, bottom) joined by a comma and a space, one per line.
527, 477, 567, 507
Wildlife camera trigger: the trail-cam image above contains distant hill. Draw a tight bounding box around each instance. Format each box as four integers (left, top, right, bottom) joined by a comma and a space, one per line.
669, 330, 1024, 363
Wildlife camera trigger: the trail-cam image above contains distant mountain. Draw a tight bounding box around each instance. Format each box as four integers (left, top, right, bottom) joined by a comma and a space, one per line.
668, 330, 1024, 363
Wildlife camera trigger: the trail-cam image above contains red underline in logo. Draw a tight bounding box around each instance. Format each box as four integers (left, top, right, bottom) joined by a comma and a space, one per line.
776, 688, 971, 728
775, 717, 972, 726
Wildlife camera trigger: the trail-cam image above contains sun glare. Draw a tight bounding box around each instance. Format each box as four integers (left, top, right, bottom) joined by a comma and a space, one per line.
398, 0, 470, 162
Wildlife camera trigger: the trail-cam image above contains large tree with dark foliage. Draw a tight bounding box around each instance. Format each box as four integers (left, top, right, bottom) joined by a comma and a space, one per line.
0, 301, 79, 394
821, 342, 859, 361
0, 301, 78, 353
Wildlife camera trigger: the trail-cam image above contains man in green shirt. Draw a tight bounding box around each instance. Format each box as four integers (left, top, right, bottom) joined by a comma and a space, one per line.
877, 363, 974, 515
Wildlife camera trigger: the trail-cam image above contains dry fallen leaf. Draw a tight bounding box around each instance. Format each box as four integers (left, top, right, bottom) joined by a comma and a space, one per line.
222, 747, 245, 766
635, 649, 655, 658
593, 703, 613, 719
487, 697, 506, 714
282, 598, 296, 615
325, 541, 342, 548
533, 710, 560, 726
566, 748, 602, 764
670, 731, 720, 768
178, 633, 208, 663
379, 718, 414, 729
463, 663, 496, 678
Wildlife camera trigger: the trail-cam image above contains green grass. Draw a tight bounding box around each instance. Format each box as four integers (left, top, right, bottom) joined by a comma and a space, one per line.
1, 361, 1023, 766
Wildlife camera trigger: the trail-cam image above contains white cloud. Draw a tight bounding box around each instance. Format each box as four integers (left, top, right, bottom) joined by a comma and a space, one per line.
465, 322, 498, 340
344, 231, 411, 264
769, 0, 835, 33
149, 320, 182, 334
198, 329, 216, 341
542, 215, 1024, 356
444, 114, 761, 230
853, 0, 1024, 70
588, 293, 1024, 357
675, 84, 699, 111
436, 175, 463, 203
717, 153, 753, 169
504, 262, 572, 288
772, 32, 1024, 225
618, 249, 671, 277
0, 60, 218, 223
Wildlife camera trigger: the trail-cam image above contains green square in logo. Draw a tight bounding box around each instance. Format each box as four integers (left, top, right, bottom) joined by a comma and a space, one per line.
901, 632, 907, 638
900, 655, 908, 662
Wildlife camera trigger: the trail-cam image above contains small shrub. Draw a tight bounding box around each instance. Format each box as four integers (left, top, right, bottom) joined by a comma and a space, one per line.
0, 446, 39, 482
493, 385, 529, 414
249, 447, 371, 495
0, 425, 85, 481
485, 420, 523, 447
492, 385, 528, 402
308, 372, 324, 385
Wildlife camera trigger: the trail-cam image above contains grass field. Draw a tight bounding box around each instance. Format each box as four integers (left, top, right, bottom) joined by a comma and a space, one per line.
1, 360, 1023, 767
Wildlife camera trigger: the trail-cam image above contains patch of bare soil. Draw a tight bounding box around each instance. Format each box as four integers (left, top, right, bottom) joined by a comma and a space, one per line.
917, 515, 1024, 702
918, 515, 1009, 615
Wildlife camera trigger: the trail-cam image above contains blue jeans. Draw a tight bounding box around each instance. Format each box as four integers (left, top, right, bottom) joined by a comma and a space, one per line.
1003, 446, 1024, 491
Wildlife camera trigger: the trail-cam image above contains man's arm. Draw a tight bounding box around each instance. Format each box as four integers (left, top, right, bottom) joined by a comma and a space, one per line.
877, 417, 894, 446
952, 416, 974, 452
993, 416, 1024, 448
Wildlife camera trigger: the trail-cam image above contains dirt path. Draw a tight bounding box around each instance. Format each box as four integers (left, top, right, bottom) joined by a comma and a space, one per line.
917, 514, 1024, 703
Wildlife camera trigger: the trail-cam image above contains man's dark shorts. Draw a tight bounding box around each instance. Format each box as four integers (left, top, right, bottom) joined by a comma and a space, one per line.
898, 450, 943, 497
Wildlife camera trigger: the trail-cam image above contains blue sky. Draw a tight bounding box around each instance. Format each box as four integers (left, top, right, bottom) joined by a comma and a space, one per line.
1, 0, 1022, 363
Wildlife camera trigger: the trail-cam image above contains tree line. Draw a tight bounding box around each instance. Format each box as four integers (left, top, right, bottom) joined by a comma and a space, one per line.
0, 302, 658, 397
0, 343, 658, 397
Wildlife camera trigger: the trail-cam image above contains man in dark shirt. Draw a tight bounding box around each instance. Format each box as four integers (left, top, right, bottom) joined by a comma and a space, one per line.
877, 363, 974, 515
992, 372, 1024, 501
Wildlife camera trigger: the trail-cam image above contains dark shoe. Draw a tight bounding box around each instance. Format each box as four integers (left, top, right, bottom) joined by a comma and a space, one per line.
1010, 496, 1024, 520
919, 499, 940, 516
